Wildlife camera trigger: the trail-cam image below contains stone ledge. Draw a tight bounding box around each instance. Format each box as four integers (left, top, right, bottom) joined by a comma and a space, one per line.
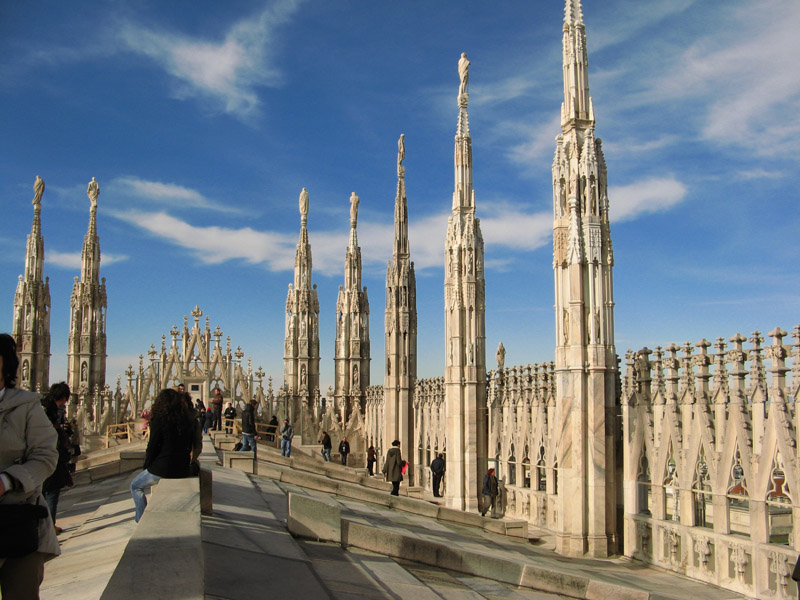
341, 519, 652, 600
224, 450, 254, 473
287, 492, 341, 543
100, 478, 203, 600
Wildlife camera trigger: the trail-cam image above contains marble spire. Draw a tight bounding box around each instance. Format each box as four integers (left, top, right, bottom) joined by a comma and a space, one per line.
13, 175, 51, 391
284, 188, 320, 427
552, 0, 617, 557
335, 192, 370, 422
67, 177, 108, 413
445, 53, 487, 511
384, 135, 417, 480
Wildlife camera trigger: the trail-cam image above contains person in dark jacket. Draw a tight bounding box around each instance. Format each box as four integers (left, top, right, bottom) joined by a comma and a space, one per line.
430, 453, 445, 497
366, 445, 376, 476
130, 388, 202, 522
320, 431, 332, 461
239, 399, 258, 453
266, 415, 279, 443
481, 468, 499, 517
41, 382, 73, 532
223, 403, 236, 434
338, 437, 350, 466
383, 440, 403, 496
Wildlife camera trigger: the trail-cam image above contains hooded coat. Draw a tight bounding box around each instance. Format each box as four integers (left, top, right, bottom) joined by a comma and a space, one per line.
0, 388, 60, 563
383, 447, 403, 483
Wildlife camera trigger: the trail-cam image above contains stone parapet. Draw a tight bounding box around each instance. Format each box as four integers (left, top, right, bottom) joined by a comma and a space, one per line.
100, 478, 203, 600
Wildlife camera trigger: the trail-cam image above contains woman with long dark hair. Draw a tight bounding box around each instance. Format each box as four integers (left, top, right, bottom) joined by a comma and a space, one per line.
130, 388, 202, 522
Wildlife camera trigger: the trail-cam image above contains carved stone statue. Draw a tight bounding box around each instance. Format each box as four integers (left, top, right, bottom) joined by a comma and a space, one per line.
496, 342, 506, 370
349, 192, 359, 227
458, 52, 470, 98
299, 187, 309, 220
33, 175, 45, 206
398, 134, 405, 166
87, 177, 100, 209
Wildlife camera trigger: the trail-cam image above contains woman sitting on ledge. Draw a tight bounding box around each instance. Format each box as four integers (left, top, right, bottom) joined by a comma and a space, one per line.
130, 388, 201, 523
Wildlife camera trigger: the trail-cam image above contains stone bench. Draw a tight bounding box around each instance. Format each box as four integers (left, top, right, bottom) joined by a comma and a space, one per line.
100, 477, 204, 600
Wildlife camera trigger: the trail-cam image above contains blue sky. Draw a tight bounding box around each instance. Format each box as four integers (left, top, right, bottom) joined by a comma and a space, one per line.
1, 0, 798, 392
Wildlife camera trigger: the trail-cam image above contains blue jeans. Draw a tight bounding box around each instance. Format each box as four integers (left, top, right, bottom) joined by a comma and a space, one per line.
321, 448, 331, 461
281, 438, 292, 457
43, 488, 60, 524
240, 433, 256, 453
130, 469, 161, 523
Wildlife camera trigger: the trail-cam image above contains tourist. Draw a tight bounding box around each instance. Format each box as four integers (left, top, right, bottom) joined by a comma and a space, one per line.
366, 445, 376, 476
430, 453, 445, 497
280, 419, 294, 457
319, 431, 332, 461
41, 382, 74, 533
210, 387, 224, 431
203, 407, 213, 435
177, 383, 186, 393
223, 402, 236, 434
383, 440, 403, 496
338, 437, 350, 466
239, 399, 258, 454
480, 468, 499, 517
266, 414, 279, 443
130, 388, 202, 523
194, 397, 205, 429
0, 333, 60, 597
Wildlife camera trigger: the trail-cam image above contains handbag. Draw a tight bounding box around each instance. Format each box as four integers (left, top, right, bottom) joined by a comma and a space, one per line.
0, 503, 49, 558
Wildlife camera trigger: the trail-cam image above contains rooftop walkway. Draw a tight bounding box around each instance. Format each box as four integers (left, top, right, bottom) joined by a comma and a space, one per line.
39, 435, 747, 600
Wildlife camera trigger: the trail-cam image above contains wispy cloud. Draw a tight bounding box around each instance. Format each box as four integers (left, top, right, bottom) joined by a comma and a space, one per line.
110, 176, 237, 212
119, 0, 303, 118
506, 114, 561, 167
609, 176, 687, 223
646, 0, 800, 156
589, 0, 698, 51
115, 211, 298, 269
47, 251, 128, 269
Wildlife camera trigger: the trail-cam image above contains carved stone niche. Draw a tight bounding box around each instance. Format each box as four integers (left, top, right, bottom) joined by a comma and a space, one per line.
635, 520, 651, 558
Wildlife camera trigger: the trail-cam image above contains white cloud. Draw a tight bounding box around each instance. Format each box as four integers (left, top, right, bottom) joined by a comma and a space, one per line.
589, 0, 697, 51
116, 211, 298, 269
647, 0, 800, 156
47, 251, 128, 269
110, 176, 236, 212
119, 0, 303, 118
609, 176, 687, 223
506, 114, 561, 166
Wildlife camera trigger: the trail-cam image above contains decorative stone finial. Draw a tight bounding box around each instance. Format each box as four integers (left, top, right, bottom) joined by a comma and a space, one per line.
33, 175, 44, 206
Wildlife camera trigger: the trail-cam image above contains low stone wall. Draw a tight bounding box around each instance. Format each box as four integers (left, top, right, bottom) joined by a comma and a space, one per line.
100, 478, 204, 600
223, 440, 528, 541
288, 493, 645, 600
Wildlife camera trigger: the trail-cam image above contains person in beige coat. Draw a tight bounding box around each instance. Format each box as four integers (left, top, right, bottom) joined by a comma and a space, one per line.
0, 333, 60, 598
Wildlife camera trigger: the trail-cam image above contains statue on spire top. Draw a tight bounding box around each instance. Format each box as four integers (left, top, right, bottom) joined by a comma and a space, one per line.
458, 52, 470, 99
33, 175, 45, 206
87, 177, 100, 209
349, 192, 359, 227
299, 187, 309, 220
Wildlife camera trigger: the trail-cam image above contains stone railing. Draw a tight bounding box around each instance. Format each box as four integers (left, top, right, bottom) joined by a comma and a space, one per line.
485, 362, 558, 529
622, 325, 800, 600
